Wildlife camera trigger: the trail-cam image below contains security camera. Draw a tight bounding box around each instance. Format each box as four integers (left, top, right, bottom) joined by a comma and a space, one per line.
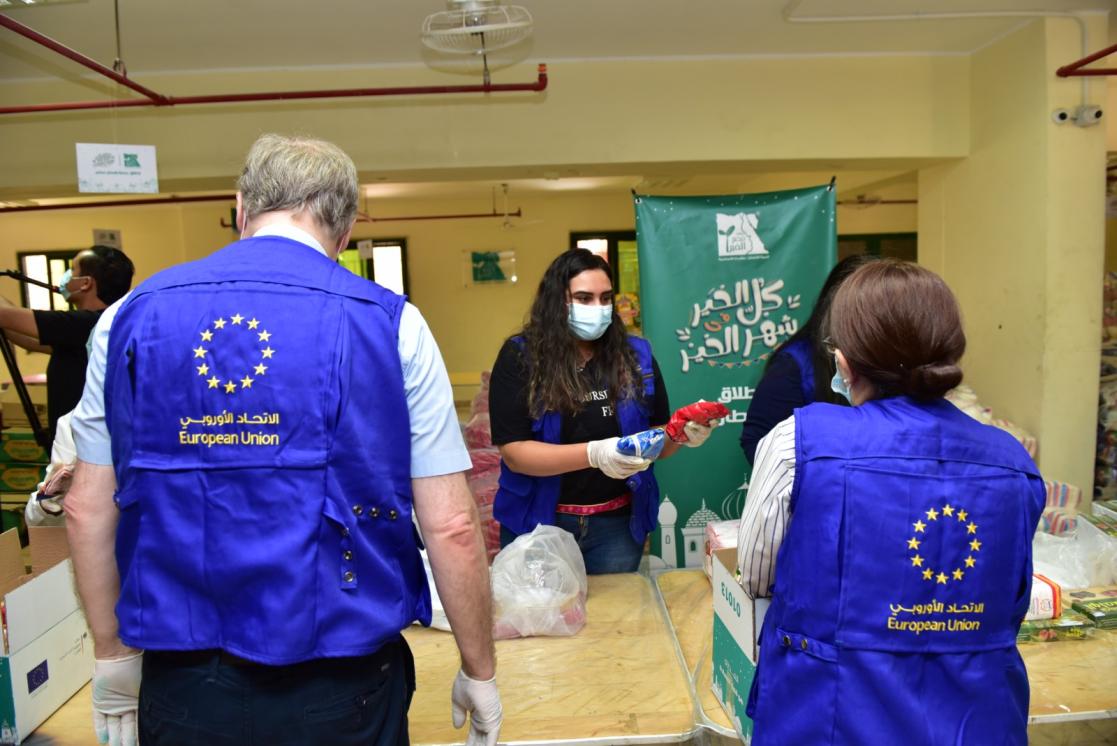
1073, 105, 1103, 127
1051, 108, 1070, 124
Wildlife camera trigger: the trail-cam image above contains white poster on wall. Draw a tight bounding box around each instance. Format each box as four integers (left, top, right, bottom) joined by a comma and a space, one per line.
75, 143, 159, 194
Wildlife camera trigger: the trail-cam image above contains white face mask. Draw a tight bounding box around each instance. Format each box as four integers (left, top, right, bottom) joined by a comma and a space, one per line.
568, 302, 613, 341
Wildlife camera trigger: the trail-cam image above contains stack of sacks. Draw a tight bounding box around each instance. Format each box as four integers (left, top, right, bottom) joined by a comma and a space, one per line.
463, 371, 501, 561
467, 449, 502, 561
1039, 480, 1081, 537
945, 385, 1037, 459
1097, 379, 1117, 500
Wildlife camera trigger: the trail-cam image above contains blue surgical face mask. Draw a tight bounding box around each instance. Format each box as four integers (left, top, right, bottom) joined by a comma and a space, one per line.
830, 357, 853, 404
57, 269, 73, 301
568, 302, 613, 341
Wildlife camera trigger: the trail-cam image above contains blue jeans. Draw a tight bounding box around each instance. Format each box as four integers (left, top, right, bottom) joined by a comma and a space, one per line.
501, 512, 644, 574
138, 638, 414, 745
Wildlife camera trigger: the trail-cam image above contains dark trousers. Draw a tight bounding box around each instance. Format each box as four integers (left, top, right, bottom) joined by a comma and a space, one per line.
501, 511, 643, 574
139, 638, 415, 746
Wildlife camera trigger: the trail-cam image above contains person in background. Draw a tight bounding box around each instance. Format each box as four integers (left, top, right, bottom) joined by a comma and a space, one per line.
24, 410, 75, 527
737, 259, 1043, 745
739, 253, 878, 465
0, 245, 134, 446
65, 134, 500, 746
489, 248, 719, 575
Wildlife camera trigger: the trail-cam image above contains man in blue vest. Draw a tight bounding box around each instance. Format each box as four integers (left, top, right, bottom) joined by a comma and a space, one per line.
65, 134, 500, 746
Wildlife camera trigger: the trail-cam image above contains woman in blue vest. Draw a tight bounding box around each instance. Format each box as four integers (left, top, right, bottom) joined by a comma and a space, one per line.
489, 248, 716, 574
740, 253, 878, 464
737, 259, 1044, 745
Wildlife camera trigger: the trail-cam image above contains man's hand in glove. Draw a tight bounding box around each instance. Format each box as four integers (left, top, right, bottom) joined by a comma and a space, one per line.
587, 437, 653, 479
681, 418, 721, 447
452, 669, 502, 746
92, 652, 142, 746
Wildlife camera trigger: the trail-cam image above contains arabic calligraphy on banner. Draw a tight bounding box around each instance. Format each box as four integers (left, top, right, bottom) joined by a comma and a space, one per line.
677, 277, 803, 373
636, 185, 836, 568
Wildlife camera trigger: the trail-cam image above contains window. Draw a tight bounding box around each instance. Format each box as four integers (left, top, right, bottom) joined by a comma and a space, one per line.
571, 231, 642, 333
15, 250, 80, 311
339, 239, 409, 295
836, 233, 917, 262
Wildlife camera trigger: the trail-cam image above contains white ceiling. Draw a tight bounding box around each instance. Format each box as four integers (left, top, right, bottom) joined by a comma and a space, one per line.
0, 0, 1112, 82
0, 0, 1110, 204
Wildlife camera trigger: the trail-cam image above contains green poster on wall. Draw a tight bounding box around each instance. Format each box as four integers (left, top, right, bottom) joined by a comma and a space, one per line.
635, 184, 836, 569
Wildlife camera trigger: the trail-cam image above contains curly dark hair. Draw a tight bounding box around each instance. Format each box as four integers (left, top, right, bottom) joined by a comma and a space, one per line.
519, 249, 641, 417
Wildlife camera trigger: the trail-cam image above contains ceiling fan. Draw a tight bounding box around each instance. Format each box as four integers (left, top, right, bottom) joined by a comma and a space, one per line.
421, 0, 533, 84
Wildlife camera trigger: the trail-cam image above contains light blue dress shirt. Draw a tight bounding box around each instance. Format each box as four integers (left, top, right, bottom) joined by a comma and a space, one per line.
72, 223, 471, 478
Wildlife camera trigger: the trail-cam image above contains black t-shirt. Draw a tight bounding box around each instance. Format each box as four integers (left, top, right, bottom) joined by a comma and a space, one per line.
34, 309, 103, 443
738, 351, 806, 466
489, 338, 670, 509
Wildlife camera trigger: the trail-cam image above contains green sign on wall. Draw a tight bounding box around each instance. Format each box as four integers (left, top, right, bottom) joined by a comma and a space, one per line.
635, 185, 836, 568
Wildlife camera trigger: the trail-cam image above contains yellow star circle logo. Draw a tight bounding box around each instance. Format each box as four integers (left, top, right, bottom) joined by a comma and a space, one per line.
191, 314, 274, 395
907, 502, 979, 585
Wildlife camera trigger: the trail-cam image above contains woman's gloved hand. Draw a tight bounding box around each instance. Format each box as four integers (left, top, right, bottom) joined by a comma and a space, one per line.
680, 419, 720, 447
587, 437, 652, 479
665, 400, 731, 444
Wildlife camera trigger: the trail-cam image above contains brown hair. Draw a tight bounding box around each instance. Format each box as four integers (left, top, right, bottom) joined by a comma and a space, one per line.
828, 259, 965, 401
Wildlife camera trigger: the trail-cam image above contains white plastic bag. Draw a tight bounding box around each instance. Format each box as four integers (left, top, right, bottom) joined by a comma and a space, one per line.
490, 525, 588, 639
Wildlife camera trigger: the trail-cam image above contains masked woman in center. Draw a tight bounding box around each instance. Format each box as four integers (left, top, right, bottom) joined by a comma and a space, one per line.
488, 248, 717, 574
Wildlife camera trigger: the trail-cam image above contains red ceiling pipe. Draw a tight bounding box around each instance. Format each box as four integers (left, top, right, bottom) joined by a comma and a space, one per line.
0, 64, 548, 114
356, 208, 521, 223
0, 193, 234, 212
1057, 42, 1117, 77
0, 11, 549, 115
0, 13, 167, 103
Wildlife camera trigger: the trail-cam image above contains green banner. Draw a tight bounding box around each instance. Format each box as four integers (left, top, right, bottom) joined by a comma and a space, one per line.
635, 185, 836, 569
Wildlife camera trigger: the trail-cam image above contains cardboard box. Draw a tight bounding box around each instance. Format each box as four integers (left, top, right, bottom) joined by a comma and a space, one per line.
0, 468, 44, 496
0, 527, 93, 744
0, 433, 47, 467
711, 547, 769, 744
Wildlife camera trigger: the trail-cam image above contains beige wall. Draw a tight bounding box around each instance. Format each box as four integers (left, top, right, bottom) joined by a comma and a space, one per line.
0, 182, 916, 381
0, 55, 968, 198
920, 17, 1107, 493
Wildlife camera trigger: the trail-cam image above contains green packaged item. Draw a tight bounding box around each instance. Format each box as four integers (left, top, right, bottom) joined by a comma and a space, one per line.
1068, 586, 1117, 629
1017, 609, 1095, 643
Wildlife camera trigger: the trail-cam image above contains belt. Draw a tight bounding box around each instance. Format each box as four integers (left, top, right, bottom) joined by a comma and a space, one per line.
147, 649, 263, 668
556, 493, 631, 516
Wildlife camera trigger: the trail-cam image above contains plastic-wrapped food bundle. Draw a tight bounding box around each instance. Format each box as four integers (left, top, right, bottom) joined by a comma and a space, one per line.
946, 385, 1037, 458
491, 525, 588, 639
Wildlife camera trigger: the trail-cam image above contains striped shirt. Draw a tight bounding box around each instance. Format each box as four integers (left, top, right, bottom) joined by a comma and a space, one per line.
736, 414, 797, 597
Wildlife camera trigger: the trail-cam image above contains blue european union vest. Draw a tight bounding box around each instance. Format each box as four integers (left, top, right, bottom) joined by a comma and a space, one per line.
747, 396, 1043, 745
780, 338, 816, 404
494, 335, 660, 544
104, 236, 429, 665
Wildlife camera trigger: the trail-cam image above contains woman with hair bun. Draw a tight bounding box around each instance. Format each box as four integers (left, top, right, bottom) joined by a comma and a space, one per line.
736, 259, 1044, 745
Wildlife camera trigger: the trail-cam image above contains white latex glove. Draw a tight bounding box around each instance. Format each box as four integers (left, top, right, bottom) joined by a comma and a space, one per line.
586, 437, 653, 479
92, 652, 142, 746
682, 418, 721, 448
451, 669, 502, 746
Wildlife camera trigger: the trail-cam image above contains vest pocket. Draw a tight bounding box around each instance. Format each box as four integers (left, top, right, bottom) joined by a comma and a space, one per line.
754, 626, 838, 743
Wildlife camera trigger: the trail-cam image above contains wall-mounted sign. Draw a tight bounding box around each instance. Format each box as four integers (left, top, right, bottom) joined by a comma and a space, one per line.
93, 229, 122, 249
76, 143, 159, 194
